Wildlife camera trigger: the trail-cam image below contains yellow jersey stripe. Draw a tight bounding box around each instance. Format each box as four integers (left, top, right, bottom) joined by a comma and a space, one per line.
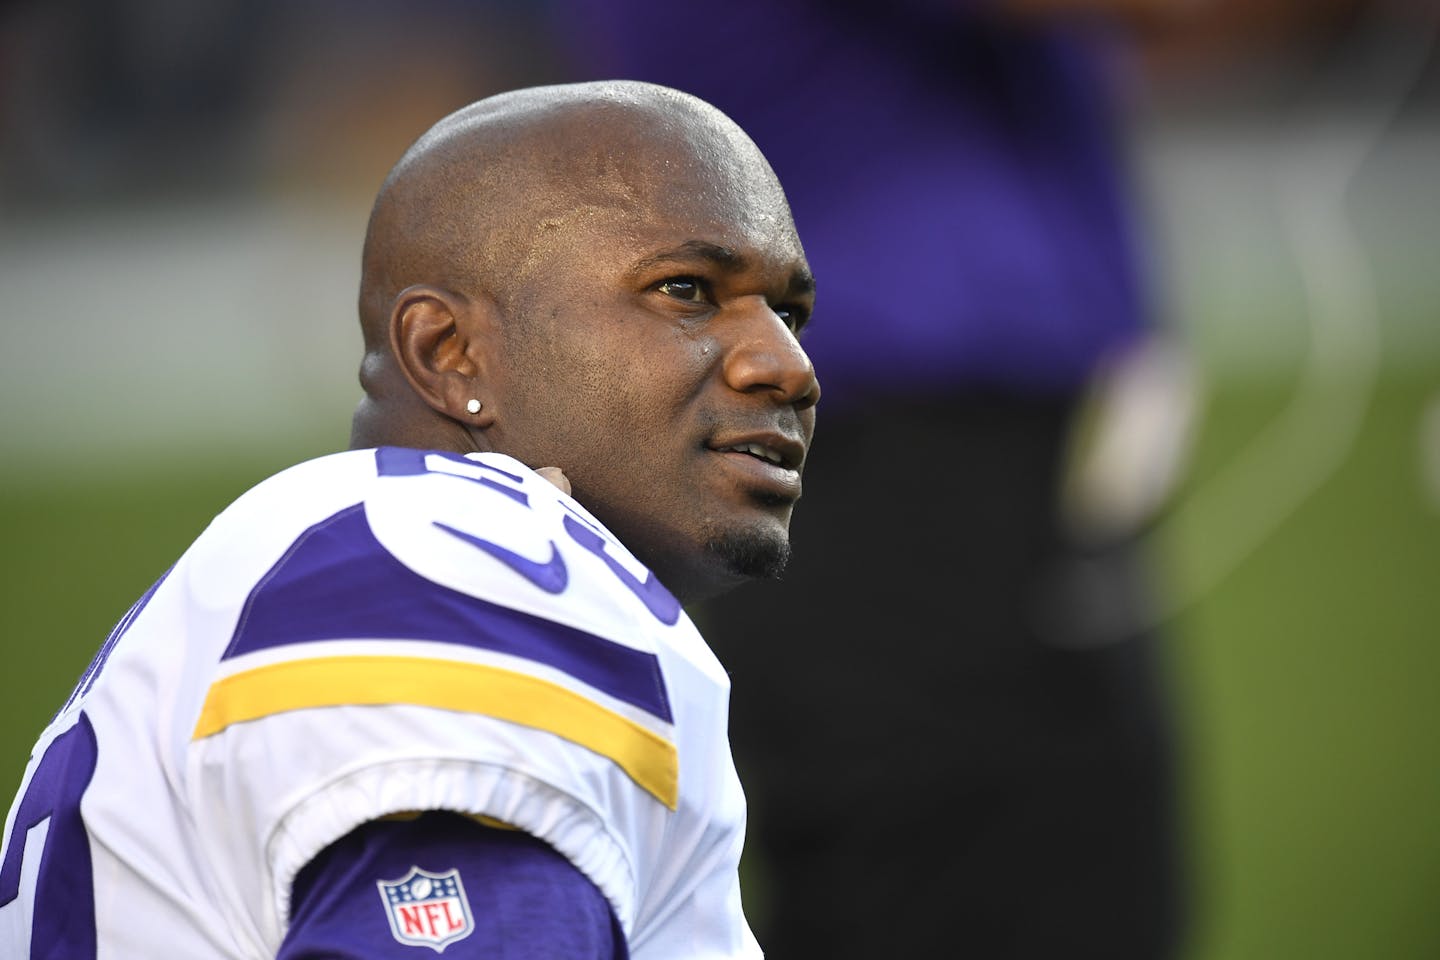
192, 655, 678, 809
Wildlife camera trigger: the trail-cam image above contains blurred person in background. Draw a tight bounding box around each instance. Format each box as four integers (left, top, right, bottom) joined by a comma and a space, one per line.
558, 1, 1200, 956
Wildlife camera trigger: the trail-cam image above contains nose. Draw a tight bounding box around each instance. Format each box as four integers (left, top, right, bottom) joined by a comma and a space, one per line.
720, 298, 821, 411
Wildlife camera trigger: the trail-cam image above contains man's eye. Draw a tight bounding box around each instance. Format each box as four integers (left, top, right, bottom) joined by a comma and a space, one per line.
657, 277, 705, 302
775, 306, 808, 333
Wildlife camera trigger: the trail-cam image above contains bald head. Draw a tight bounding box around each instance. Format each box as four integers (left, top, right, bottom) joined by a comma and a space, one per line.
358, 81, 778, 348
349, 80, 792, 452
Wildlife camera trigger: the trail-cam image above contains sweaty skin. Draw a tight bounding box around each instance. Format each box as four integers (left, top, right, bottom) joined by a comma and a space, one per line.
349, 81, 820, 605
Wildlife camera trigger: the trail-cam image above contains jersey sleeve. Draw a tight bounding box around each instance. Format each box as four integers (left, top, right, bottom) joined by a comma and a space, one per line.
178, 449, 686, 953
278, 812, 628, 958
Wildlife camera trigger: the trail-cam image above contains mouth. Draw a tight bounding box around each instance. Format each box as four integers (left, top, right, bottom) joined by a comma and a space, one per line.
706, 432, 806, 500
715, 441, 790, 468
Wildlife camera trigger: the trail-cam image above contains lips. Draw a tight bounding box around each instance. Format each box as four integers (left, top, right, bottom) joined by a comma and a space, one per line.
707, 432, 805, 471
706, 430, 806, 500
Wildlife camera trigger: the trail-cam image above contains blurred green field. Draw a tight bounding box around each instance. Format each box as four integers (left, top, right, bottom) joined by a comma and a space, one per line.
1, 368, 1437, 958
1164, 366, 1440, 960
0, 452, 302, 735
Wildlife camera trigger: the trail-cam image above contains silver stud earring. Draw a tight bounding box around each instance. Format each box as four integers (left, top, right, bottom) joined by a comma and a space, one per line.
466, 399, 482, 415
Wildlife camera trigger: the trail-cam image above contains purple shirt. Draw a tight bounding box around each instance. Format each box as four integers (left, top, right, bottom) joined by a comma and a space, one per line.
557, 0, 1150, 405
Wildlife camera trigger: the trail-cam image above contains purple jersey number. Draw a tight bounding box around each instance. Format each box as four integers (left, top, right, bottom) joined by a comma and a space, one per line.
0, 714, 99, 959
1, 573, 164, 958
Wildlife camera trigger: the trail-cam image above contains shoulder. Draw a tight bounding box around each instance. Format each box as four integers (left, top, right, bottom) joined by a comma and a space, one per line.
186, 446, 688, 657
200, 447, 688, 735
191, 447, 694, 804
208, 447, 685, 637
179, 449, 721, 939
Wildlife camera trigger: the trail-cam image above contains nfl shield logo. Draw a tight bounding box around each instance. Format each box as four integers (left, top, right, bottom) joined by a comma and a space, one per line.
376, 866, 475, 951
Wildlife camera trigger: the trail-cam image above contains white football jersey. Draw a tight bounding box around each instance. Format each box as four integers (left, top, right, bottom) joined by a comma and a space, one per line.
0, 448, 760, 959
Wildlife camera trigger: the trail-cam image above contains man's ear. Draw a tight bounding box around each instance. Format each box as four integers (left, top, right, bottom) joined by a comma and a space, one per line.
389, 284, 498, 427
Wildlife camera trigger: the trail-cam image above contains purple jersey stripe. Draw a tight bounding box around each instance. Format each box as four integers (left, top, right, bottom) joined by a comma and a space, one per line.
221, 504, 672, 723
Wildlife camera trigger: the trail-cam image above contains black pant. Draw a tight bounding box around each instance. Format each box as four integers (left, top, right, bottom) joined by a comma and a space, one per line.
700, 391, 1184, 959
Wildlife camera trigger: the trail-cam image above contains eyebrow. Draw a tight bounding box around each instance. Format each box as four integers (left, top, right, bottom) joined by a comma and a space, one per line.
633, 239, 816, 297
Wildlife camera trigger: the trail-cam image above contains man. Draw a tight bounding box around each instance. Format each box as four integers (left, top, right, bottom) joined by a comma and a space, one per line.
0, 80, 819, 958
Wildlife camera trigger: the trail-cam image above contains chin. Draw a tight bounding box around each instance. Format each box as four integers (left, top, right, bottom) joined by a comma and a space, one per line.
703, 527, 793, 583
615, 506, 794, 606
